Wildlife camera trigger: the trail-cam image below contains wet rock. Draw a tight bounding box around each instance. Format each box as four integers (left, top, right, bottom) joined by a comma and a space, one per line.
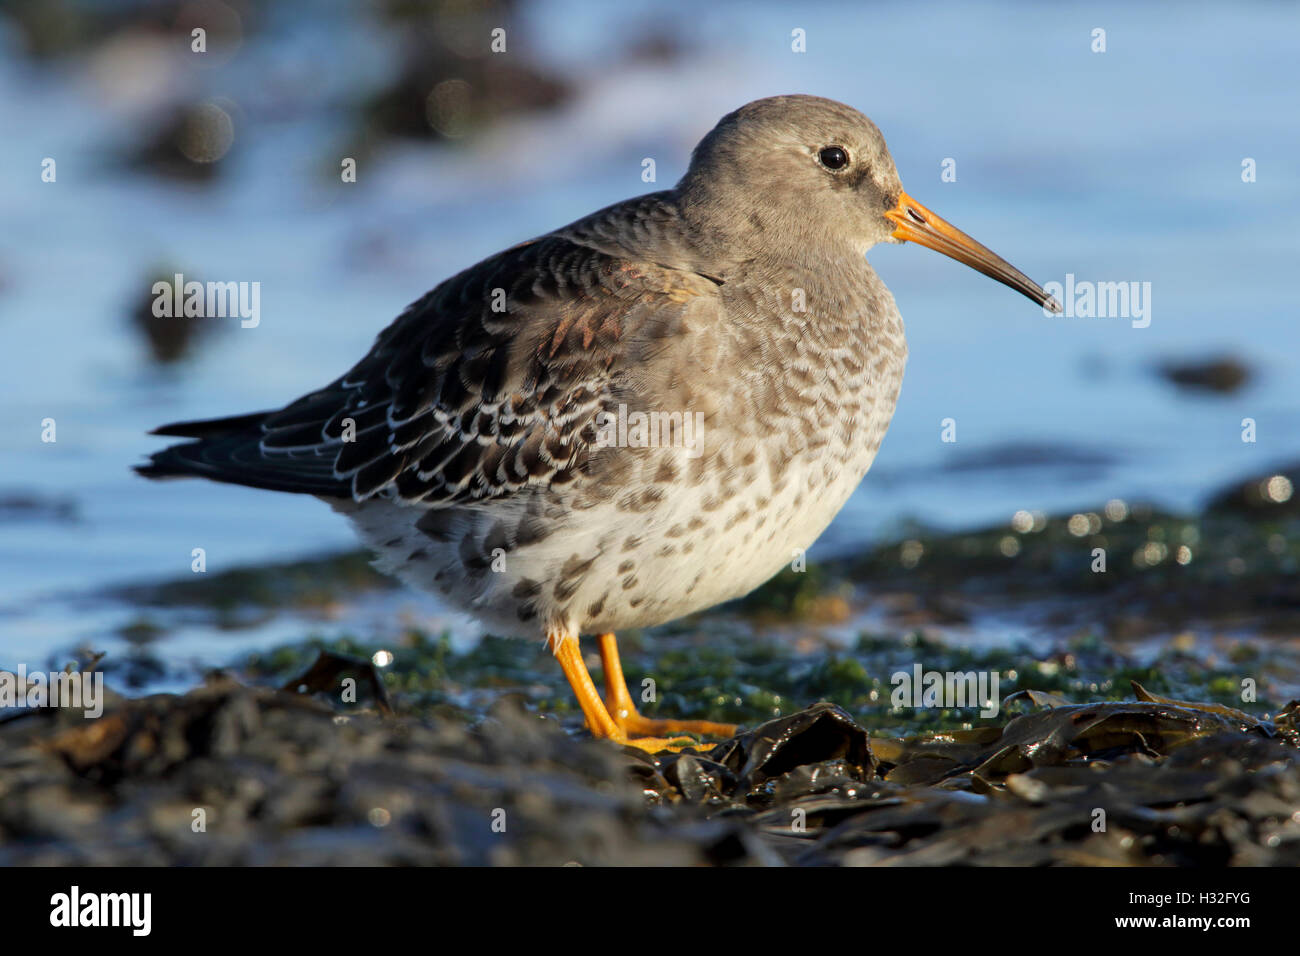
1158, 355, 1252, 394
2, 680, 1295, 865
0, 492, 78, 524
2, 0, 252, 62
844, 487, 1300, 639
942, 441, 1118, 474
129, 266, 218, 363
127, 101, 238, 183
639, 703, 876, 811
1205, 461, 1299, 517
0, 677, 736, 865
649, 693, 1299, 866
351, 1, 570, 153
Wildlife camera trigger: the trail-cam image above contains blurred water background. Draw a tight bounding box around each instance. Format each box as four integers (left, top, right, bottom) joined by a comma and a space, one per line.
2, 0, 1297, 677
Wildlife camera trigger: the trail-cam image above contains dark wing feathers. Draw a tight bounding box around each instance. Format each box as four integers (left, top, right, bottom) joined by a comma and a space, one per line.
148, 411, 274, 439
134, 428, 347, 496
137, 202, 714, 506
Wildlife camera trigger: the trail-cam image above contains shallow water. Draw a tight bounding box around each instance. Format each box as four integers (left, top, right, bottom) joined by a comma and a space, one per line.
2, 1, 1298, 671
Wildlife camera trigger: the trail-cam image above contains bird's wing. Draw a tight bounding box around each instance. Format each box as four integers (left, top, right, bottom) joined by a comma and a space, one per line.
140, 215, 721, 506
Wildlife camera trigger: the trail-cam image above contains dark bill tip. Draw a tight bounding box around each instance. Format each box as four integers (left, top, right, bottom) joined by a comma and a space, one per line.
886, 191, 1058, 312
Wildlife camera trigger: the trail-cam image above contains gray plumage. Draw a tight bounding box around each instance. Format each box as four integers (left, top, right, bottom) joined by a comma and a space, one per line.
139, 95, 911, 638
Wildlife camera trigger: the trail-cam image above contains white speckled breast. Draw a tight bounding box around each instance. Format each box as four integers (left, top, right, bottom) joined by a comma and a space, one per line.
337, 252, 907, 640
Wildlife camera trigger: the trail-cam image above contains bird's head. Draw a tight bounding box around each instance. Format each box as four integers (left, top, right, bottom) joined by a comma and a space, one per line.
679, 94, 1060, 312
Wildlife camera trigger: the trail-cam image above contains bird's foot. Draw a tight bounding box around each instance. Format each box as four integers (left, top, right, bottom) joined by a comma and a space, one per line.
609, 709, 738, 754
594, 631, 739, 748
616, 733, 717, 755
612, 709, 738, 742
549, 629, 740, 755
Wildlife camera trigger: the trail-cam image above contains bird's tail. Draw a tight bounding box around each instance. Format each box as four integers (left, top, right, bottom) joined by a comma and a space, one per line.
134, 411, 349, 496
146, 411, 272, 440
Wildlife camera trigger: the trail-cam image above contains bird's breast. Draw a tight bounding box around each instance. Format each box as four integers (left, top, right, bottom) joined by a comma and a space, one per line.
552, 261, 908, 629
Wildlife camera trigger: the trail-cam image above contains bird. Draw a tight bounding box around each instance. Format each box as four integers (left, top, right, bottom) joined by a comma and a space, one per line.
137, 95, 1060, 751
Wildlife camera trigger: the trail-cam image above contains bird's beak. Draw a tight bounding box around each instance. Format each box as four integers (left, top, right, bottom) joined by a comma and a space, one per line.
885, 191, 1061, 313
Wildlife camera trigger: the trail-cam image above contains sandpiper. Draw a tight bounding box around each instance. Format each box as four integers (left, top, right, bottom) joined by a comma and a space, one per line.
138, 95, 1059, 750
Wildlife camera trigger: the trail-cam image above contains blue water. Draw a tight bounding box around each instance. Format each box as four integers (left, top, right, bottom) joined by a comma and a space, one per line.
2, 1, 1298, 670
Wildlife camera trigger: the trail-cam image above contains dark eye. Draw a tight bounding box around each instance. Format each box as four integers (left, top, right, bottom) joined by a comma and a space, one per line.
818, 146, 849, 170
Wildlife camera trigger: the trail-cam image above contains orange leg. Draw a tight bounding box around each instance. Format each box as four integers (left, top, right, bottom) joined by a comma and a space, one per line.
548, 630, 707, 753
596, 632, 738, 739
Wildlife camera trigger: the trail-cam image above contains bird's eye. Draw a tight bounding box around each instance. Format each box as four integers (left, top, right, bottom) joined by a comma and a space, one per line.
818, 146, 849, 170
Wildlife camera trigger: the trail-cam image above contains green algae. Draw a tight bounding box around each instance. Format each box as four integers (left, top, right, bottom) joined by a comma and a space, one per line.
238, 620, 1286, 742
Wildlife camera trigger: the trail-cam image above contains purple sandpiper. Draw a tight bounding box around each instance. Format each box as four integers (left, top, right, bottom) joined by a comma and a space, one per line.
138, 95, 1060, 750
